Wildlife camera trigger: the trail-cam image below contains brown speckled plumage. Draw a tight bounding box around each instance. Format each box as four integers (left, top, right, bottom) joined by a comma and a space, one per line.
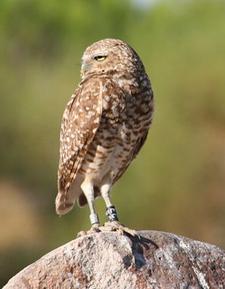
55, 39, 154, 223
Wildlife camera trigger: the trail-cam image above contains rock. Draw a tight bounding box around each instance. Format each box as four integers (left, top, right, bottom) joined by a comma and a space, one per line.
3, 230, 225, 289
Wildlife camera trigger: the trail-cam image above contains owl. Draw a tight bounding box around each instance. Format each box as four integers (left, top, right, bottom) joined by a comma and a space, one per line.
55, 38, 154, 232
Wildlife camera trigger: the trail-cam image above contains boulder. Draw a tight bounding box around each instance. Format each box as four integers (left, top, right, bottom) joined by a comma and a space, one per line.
3, 230, 225, 289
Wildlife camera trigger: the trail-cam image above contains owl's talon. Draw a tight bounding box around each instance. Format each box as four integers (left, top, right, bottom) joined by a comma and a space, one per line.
90, 223, 101, 233
77, 230, 86, 238
103, 221, 138, 238
77, 224, 101, 238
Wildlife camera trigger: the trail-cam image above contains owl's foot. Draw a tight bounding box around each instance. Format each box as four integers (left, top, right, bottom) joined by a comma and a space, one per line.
89, 223, 101, 233
103, 221, 138, 238
77, 223, 101, 238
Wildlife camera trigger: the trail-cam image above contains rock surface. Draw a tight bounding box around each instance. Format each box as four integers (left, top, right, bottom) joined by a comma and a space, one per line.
3, 230, 225, 289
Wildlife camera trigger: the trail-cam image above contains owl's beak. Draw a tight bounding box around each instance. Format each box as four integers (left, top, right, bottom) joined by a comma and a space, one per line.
81, 62, 91, 77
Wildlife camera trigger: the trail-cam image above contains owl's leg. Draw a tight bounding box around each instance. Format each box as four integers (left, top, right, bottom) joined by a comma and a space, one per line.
101, 183, 119, 222
100, 182, 138, 237
81, 179, 100, 228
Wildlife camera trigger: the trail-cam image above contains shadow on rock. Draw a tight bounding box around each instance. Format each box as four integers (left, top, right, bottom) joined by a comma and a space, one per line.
123, 232, 159, 269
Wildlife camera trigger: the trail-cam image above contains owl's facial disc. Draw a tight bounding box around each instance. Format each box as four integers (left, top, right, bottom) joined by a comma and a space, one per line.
81, 61, 91, 75
81, 52, 109, 78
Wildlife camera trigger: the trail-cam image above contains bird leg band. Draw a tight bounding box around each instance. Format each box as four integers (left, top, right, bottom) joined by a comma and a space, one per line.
89, 213, 99, 225
106, 206, 119, 222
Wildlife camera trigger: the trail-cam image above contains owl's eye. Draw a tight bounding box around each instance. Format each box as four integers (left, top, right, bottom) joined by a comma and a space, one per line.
94, 55, 107, 61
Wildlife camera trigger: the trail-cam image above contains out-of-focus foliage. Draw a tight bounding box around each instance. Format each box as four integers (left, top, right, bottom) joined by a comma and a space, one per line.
0, 0, 225, 286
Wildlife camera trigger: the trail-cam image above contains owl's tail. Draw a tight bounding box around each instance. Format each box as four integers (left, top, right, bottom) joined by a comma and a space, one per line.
55, 177, 83, 215
55, 192, 75, 215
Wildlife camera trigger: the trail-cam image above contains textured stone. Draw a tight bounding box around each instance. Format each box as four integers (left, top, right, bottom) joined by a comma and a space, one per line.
3, 231, 225, 289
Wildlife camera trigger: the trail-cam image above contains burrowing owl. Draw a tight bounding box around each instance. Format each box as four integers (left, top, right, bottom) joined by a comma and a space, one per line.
55, 38, 154, 230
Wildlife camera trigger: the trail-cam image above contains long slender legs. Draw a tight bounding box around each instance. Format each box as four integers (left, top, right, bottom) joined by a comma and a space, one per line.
81, 179, 99, 226
101, 182, 119, 222
79, 177, 136, 237
100, 178, 137, 237
80, 176, 118, 228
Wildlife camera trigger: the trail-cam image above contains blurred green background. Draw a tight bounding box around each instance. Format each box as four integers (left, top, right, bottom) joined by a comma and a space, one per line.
1, 0, 225, 286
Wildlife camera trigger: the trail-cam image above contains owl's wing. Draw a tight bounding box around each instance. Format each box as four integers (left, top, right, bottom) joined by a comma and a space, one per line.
132, 130, 149, 159
113, 131, 149, 184
56, 77, 103, 214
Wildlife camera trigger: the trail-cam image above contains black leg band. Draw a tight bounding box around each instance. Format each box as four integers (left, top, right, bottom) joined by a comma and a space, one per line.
106, 206, 119, 222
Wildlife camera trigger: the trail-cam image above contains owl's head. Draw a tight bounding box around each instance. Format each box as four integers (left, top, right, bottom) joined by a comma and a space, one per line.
81, 38, 143, 79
